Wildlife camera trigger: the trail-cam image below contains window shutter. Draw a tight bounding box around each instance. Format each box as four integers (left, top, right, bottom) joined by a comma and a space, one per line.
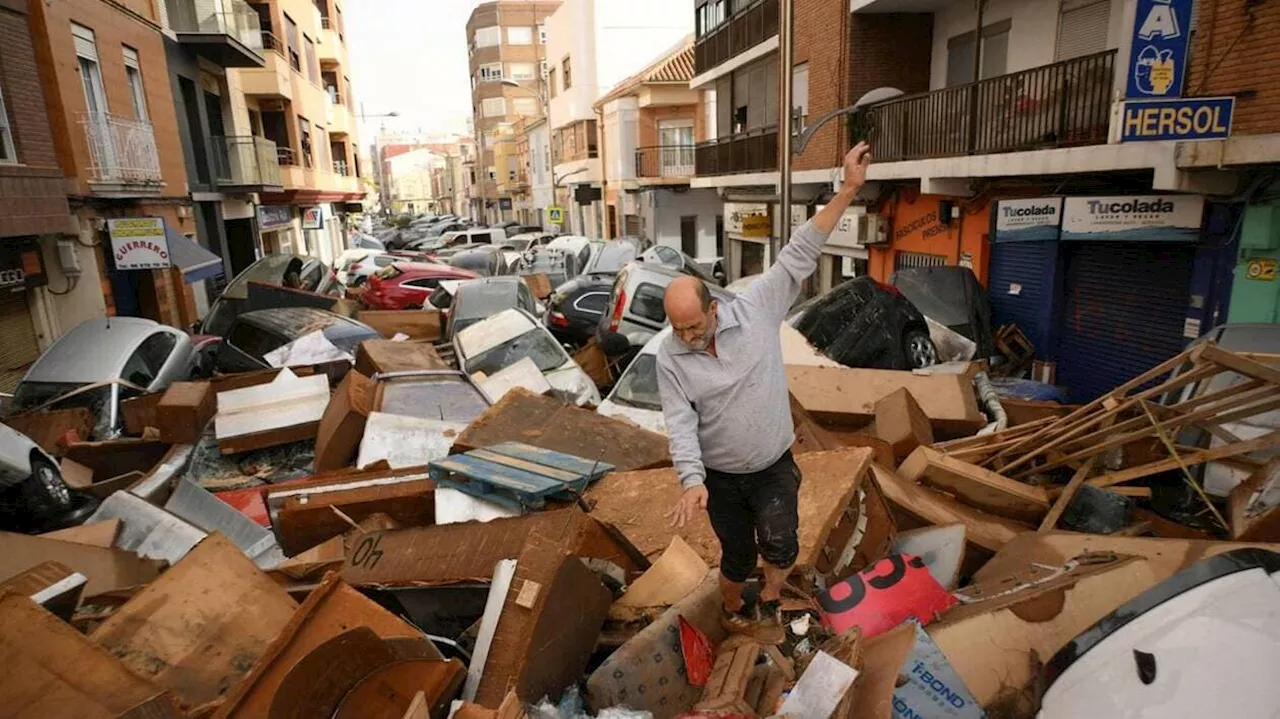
1056, 0, 1111, 61
72, 23, 98, 60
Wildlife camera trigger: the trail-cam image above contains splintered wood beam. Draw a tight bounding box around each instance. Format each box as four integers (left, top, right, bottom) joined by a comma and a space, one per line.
1038, 457, 1097, 533
1198, 344, 1280, 387
1088, 428, 1280, 490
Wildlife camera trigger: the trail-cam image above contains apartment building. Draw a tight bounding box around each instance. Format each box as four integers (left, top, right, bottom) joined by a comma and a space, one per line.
544, 0, 693, 238
465, 0, 561, 224
595, 39, 723, 259
161, 0, 280, 309
233, 0, 363, 265
524, 119, 553, 228
386, 146, 442, 214
27, 0, 205, 336
0, 0, 78, 388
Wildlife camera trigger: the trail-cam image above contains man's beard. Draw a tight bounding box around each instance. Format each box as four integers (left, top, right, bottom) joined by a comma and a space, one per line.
680, 333, 712, 351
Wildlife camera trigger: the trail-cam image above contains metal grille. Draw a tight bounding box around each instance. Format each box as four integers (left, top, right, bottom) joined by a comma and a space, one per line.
79, 113, 163, 184
894, 252, 947, 271
0, 292, 39, 392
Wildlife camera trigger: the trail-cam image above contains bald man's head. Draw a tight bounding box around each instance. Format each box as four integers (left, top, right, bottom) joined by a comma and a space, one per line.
665, 276, 718, 351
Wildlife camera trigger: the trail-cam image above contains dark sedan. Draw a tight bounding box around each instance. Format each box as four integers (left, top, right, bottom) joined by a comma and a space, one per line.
544, 238, 647, 346
215, 307, 381, 373
792, 277, 938, 370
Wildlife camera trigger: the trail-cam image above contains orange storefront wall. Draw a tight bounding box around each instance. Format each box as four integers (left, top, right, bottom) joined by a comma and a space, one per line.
868, 189, 992, 285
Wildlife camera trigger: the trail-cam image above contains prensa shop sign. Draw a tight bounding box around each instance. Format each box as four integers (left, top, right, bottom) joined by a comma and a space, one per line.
108, 217, 171, 270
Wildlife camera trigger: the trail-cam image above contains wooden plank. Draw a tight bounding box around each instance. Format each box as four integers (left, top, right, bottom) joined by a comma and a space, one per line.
1089, 429, 1280, 489
0, 592, 167, 718
786, 366, 986, 437
468, 448, 588, 482
486, 442, 615, 477
868, 463, 1026, 553
874, 387, 934, 465
91, 534, 298, 710
899, 447, 1051, 523
0, 531, 163, 598
1198, 343, 1280, 386
431, 455, 566, 495
1039, 457, 1097, 532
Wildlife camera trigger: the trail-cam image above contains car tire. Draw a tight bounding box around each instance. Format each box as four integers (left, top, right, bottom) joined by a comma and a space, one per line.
22, 458, 74, 521
903, 329, 939, 369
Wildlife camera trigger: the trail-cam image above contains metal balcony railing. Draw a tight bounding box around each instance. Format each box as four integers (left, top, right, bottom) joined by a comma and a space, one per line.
277, 146, 298, 166
79, 113, 163, 184
695, 126, 778, 176
863, 49, 1117, 162
261, 31, 285, 57
165, 0, 263, 52
213, 135, 281, 188
694, 0, 779, 75
320, 17, 331, 29
333, 159, 349, 176
636, 145, 696, 178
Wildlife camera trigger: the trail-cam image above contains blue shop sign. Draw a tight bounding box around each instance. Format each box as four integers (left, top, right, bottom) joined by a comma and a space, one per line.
257, 204, 293, 230
1121, 97, 1234, 142
1125, 0, 1195, 100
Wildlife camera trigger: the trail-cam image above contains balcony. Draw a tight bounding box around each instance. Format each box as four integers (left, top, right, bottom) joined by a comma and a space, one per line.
165, 0, 265, 68
694, 0, 778, 76
318, 19, 341, 63
79, 113, 163, 191
864, 50, 1117, 163
636, 145, 696, 182
239, 34, 292, 100
694, 126, 778, 176
333, 159, 349, 176
213, 136, 282, 191
325, 96, 352, 135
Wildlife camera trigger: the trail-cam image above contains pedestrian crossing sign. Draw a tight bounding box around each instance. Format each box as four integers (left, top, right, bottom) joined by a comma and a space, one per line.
546, 206, 565, 225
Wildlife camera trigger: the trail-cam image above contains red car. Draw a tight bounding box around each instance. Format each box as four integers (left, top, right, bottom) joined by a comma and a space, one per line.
362, 261, 478, 310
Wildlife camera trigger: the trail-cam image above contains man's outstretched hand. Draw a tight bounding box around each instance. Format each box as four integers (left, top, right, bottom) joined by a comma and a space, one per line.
667, 484, 708, 528
842, 141, 873, 194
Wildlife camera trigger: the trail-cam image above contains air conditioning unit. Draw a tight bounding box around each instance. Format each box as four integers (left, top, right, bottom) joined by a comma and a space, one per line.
859, 212, 889, 246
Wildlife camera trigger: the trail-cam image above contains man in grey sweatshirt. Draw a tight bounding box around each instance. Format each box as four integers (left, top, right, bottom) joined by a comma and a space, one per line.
657, 142, 872, 635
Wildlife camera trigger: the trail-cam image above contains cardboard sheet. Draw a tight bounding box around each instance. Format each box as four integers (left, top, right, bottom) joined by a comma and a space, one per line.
356, 310, 443, 341
314, 370, 376, 471
870, 463, 1027, 553
356, 412, 466, 469
40, 519, 123, 548
478, 356, 552, 404
91, 533, 298, 710
786, 366, 985, 437
215, 368, 329, 453
353, 339, 448, 376
612, 536, 709, 614
586, 448, 873, 570
0, 530, 163, 598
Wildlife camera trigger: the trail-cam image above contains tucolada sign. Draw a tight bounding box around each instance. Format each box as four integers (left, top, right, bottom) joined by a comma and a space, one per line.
994, 198, 1063, 243
1061, 195, 1203, 242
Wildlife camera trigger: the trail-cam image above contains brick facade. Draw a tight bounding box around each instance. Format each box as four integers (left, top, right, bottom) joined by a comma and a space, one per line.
0, 0, 73, 239
848, 14, 933, 112
1186, 0, 1280, 136
792, 0, 849, 172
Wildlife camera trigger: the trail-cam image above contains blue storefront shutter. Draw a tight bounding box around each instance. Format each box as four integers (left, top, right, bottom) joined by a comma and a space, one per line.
1054, 242, 1196, 403
988, 240, 1059, 358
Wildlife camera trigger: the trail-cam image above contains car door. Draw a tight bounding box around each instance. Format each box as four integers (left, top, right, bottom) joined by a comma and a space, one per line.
516, 282, 538, 316
402, 277, 443, 306
120, 331, 180, 391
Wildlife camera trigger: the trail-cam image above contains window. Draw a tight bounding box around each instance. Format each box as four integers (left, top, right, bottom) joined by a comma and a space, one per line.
228, 322, 288, 363
474, 26, 501, 48
538, 24, 547, 43
478, 63, 503, 82
548, 68, 557, 98
791, 62, 808, 130
507, 26, 532, 45
284, 13, 301, 72
946, 20, 1010, 86
298, 116, 313, 168
540, 59, 549, 78
316, 126, 329, 169
508, 62, 535, 80
0, 81, 14, 162
122, 332, 178, 386
487, 165, 496, 180
304, 36, 319, 83
73, 24, 109, 118
630, 283, 666, 323
561, 56, 572, 89
122, 47, 148, 121
697, 0, 727, 38
481, 97, 506, 117
512, 97, 538, 116
1056, 0, 1111, 61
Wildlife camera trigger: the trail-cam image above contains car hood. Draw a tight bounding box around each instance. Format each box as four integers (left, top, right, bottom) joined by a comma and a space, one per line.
597, 400, 666, 435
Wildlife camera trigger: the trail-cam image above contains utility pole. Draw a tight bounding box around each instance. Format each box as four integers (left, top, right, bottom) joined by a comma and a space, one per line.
775, 0, 794, 265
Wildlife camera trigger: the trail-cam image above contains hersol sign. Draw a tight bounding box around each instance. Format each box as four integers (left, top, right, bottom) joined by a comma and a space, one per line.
107, 217, 171, 270
994, 198, 1063, 243
1061, 195, 1204, 242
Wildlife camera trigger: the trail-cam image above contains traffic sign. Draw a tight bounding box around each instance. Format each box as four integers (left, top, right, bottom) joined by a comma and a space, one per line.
546, 206, 565, 225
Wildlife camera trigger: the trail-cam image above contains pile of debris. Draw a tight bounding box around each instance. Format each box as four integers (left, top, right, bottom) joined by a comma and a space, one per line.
1, 325, 1277, 719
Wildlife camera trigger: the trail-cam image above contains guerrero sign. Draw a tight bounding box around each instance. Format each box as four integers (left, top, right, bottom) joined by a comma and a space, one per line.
108, 217, 171, 270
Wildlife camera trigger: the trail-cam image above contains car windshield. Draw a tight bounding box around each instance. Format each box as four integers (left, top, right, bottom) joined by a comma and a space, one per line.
505, 238, 532, 252
378, 377, 490, 423
612, 354, 661, 410
11, 381, 87, 413
527, 252, 569, 286
586, 243, 639, 274
468, 328, 565, 376
458, 286, 516, 319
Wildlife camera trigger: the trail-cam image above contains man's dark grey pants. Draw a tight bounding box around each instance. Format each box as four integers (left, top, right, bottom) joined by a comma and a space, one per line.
704, 450, 801, 583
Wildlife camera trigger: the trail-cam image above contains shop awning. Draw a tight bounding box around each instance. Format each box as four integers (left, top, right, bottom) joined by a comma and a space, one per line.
165, 224, 225, 284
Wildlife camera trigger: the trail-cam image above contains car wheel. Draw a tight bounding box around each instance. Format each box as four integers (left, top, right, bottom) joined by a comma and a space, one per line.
22, 458, 73, 519
903, 329, 938, 369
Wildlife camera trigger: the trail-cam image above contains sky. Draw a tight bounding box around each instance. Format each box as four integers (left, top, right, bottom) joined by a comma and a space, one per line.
345, 0, 478, 146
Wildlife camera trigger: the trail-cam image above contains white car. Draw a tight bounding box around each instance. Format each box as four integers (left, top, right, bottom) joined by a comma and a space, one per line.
0, 422, 77, 531
598, 324, 839, 434
454, 308, 601, 407
335, 249, 382, 285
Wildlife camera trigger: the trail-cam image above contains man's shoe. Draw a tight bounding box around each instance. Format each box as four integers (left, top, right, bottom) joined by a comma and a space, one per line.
751, 599, 785, 645
720, 603, 757, 634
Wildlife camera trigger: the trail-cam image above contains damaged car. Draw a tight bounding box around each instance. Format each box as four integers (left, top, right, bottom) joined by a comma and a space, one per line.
792, 276, 939, 370
454, 308, 601, 406
0, 423, 89, 533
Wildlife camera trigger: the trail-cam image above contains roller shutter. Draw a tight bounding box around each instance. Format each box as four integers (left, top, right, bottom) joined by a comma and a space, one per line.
1056, 0, 1111, 61
988, 240, 1058, 356
1055, 242, 1195, 402
0, 291, 40, 391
